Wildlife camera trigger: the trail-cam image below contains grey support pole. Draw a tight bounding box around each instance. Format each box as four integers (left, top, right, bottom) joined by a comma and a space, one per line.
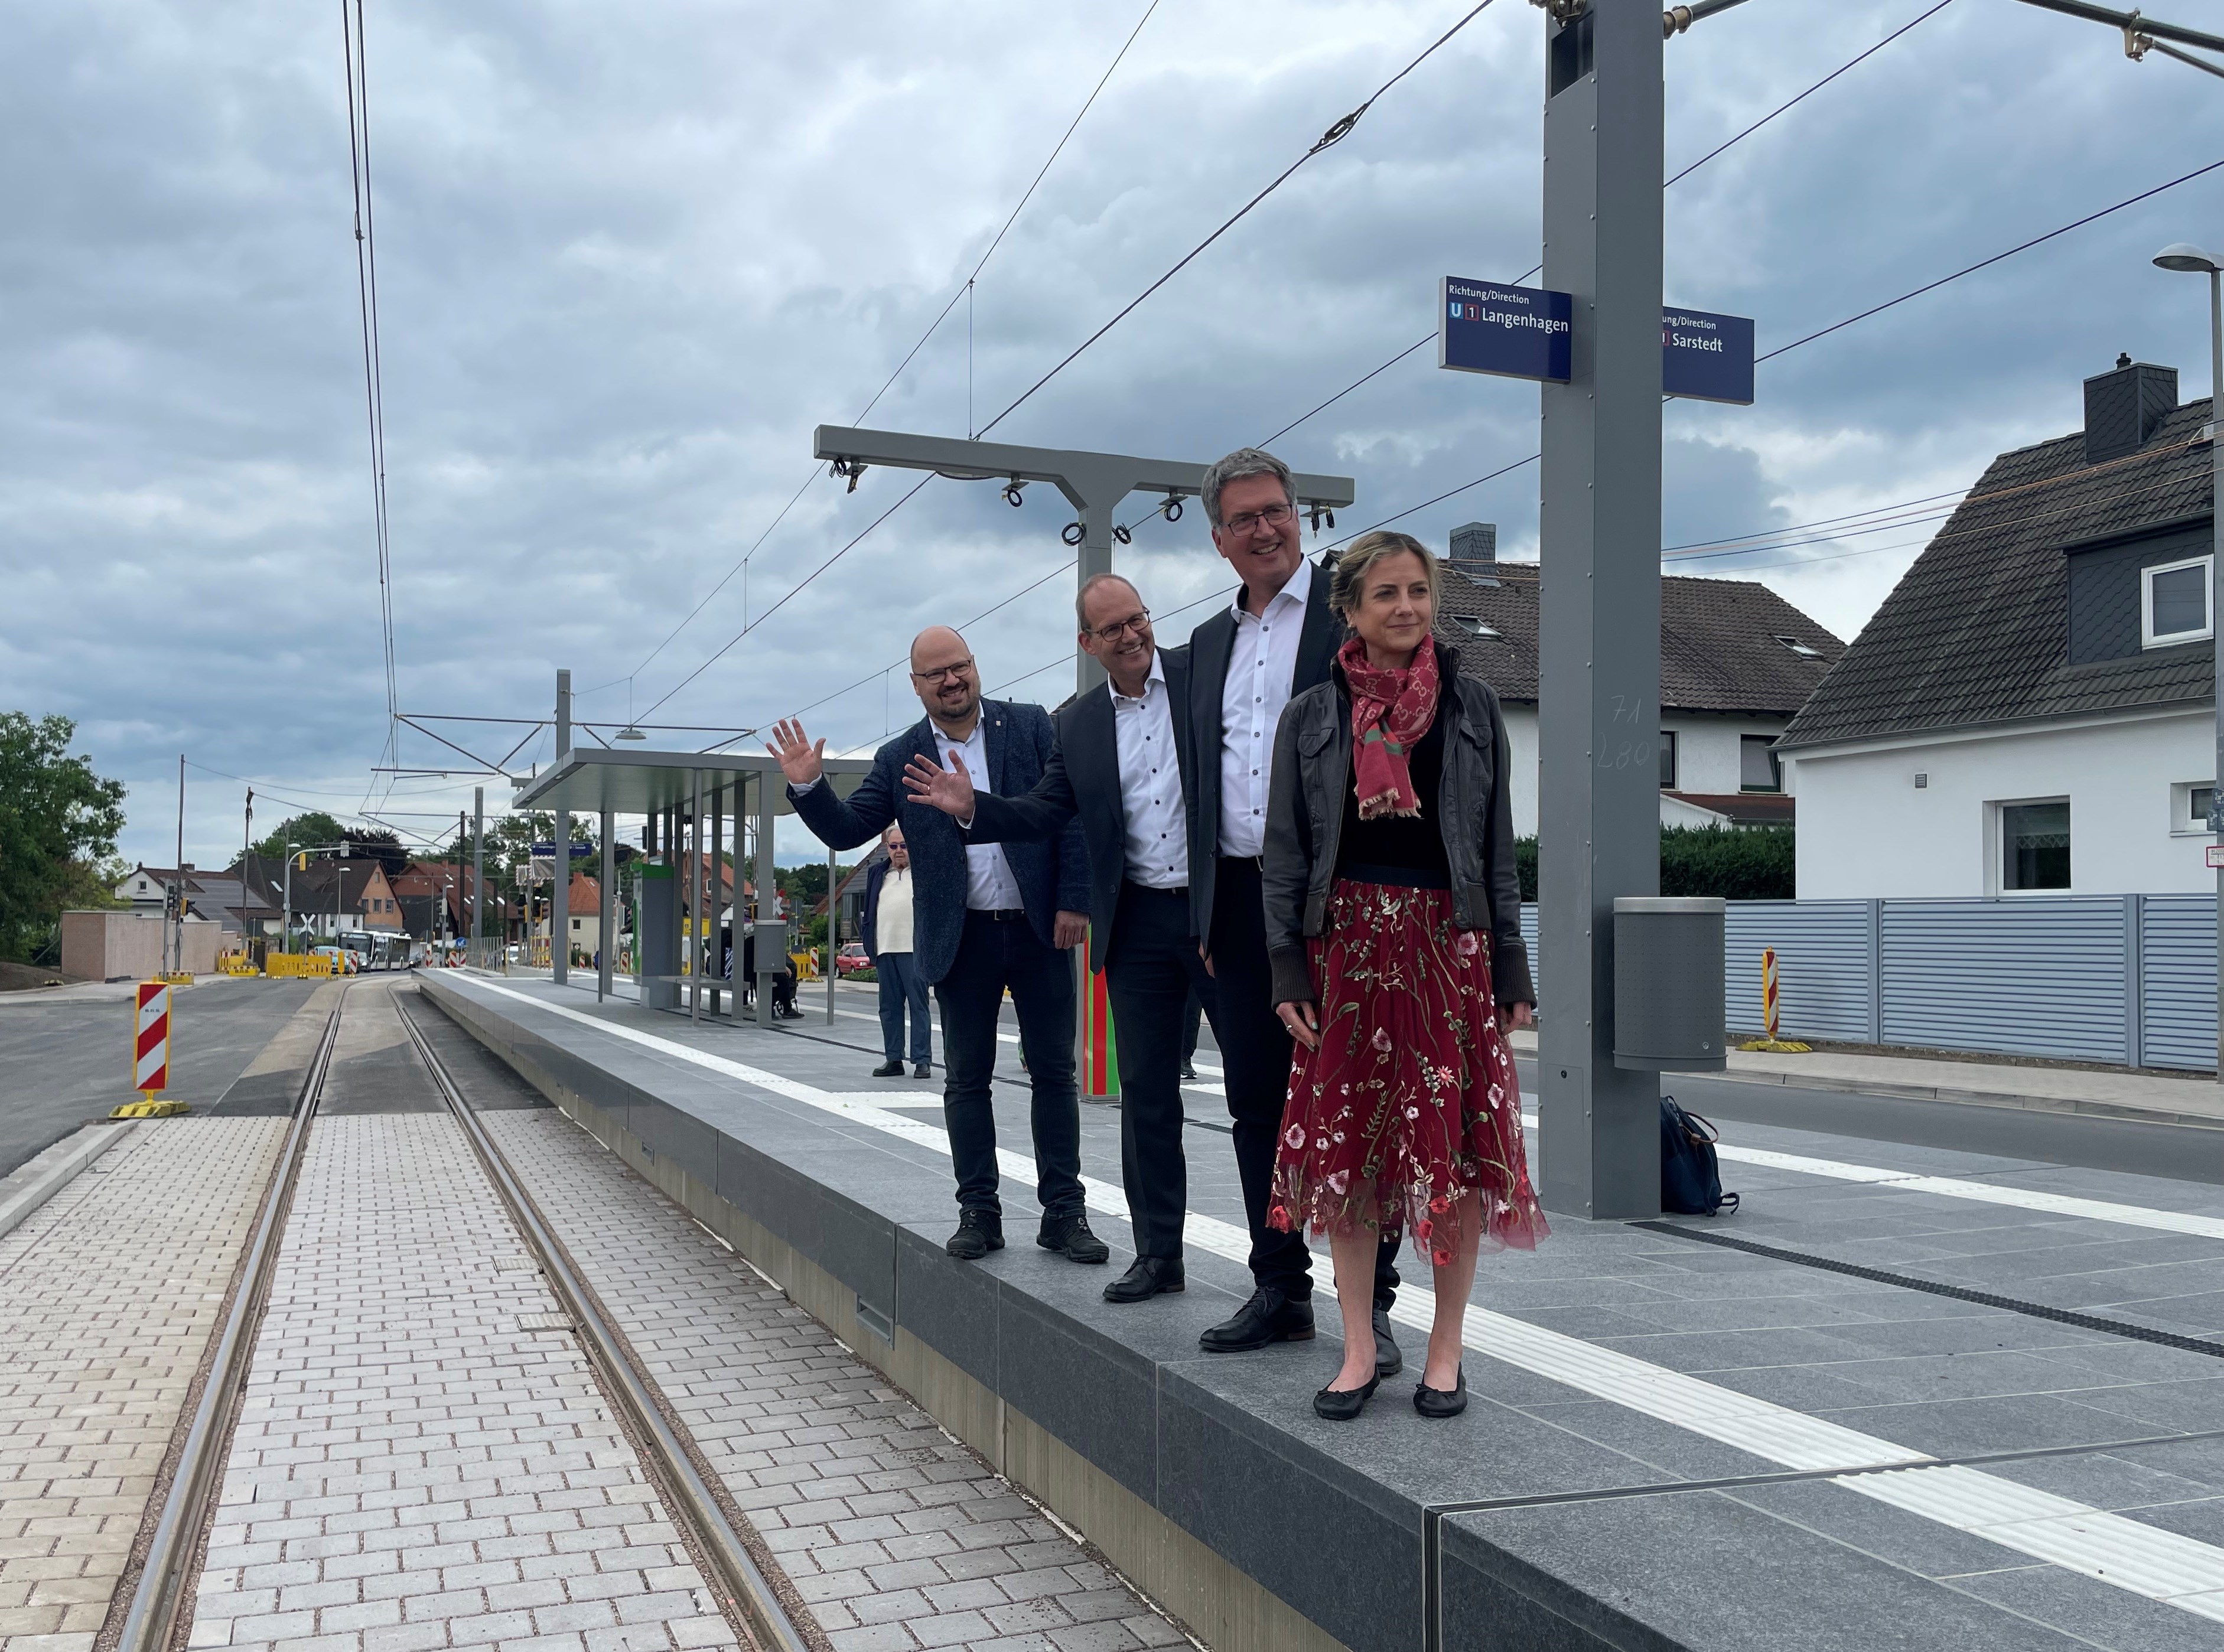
756, 774, 777, 1031
2209, 267, 2223, 1081
1535, 0, 1665, 1223
598, 807, 614, 1002
472, 786, 484, 968
710, 783, 724, 1017
826, 839, 837, 1025
691, 769, 704, 1024
553, 669, 572, 986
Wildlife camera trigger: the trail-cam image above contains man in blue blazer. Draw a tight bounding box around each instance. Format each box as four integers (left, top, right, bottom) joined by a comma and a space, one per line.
769, 625, 1106, 1267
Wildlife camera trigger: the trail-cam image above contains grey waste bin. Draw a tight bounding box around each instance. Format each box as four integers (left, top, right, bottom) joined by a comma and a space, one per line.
1613, 896, 1725, 1071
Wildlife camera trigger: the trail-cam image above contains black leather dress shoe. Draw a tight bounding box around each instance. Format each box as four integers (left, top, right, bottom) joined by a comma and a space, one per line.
946, 1210, 1004, 1260
1199, 1286, 1315, 1353
913, 1062, 932, 1079
1372, 1305, 1404, 1377
1037, 1213, 1110, 1264
871, 1060, 904, 1078
1313, 1373, 1380, 1422
1414, 1366, 1467, 1419
1103, 1256, 1185, 1303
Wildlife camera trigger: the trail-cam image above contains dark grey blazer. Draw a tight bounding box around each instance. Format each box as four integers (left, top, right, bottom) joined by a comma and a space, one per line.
787, 699, 1088, 983
1183, 553, 1343, 935
963, 646, 1200, 975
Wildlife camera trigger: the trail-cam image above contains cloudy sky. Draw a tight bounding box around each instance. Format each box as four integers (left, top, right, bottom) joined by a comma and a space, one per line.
5, 0, 2220, 871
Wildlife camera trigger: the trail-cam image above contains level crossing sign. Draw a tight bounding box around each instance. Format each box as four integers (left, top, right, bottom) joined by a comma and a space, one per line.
134, 982, 170, 1093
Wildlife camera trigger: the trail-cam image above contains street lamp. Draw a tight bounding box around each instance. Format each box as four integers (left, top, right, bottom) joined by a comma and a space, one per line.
2153, 242, 2224, 1080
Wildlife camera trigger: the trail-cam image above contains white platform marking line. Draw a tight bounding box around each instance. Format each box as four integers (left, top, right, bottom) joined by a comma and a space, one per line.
467, 978, 2224, 1623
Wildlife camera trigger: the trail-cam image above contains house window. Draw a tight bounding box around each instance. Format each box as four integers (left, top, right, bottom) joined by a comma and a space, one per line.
2172, 782, 2217, 836
2142, 555, 2212, 648
1740, 735, 1781, 793
1658, 731, 1678, 790
1774, 634, 1822, 659
2001, 800, 2070, 891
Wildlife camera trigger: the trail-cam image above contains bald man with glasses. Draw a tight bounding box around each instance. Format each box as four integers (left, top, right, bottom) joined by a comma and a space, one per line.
771, 626, 1103, 1268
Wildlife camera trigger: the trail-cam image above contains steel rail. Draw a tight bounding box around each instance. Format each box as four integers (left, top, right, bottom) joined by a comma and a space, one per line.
393, 998, 810, 1652
115, 992, 347, 1652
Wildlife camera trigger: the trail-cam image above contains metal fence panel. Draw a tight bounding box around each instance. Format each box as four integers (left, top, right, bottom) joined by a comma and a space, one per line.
1724, 901, 1877, 1043
1881, 898, 2129, 1064
2139, 894, 2218, 1072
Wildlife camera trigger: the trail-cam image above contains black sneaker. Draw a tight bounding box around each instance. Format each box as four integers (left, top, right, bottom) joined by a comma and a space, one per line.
871, 1060, 904, 1078
1180, 1061, 1198, 1081
946, 1210, 1004, 1260
1037, 1213, 1109, 1265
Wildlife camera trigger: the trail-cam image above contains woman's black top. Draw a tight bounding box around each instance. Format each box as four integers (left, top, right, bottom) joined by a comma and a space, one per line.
1334, 698, 1451, 889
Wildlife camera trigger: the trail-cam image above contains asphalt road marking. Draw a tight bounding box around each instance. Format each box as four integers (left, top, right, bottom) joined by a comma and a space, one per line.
467, 979, 2224, 1625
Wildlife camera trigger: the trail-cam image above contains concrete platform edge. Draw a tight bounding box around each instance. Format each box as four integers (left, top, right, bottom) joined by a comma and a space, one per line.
419, 973, 1681, 1652
0, 1122, 138, 1240
1701, 1065, 2224, 1130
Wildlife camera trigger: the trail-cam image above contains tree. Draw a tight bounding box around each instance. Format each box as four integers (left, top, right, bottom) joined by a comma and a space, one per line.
246, 811, 349, 866
343, 827, 407, 876
0, 713, 128, 962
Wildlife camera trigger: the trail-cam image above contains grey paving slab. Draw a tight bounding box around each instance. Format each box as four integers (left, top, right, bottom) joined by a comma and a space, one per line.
426, 972, 2224, 1652
184, 1094, 735, 1652
480, 1105, 1190, 1652
0, 1117, 285, 1651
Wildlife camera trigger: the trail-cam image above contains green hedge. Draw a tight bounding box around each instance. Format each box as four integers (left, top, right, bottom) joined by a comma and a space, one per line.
1514, 826, 1794, 902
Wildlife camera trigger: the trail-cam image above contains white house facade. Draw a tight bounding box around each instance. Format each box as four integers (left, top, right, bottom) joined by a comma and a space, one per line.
1779, 355, 2217, 899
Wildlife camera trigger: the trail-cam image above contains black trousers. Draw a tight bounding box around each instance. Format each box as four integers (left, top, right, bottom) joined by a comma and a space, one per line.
1102, 882, 1215, 1260
1210, 856, 1401, 1306
934, 908, 1083, 1224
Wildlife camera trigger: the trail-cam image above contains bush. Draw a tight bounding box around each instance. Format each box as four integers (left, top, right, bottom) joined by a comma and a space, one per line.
1513, 826, 1794, 902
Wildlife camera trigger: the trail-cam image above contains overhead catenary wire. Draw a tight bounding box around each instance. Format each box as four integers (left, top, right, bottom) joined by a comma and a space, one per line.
341, 0, 402, 816
614, 1, 1163, 700
977, 0, 1502, 442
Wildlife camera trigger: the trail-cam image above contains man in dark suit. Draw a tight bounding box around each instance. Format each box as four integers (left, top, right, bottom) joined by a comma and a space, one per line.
769, 625, 1106, 1267
904, 574, 1213, 1306
1186, 447, 1404, 1372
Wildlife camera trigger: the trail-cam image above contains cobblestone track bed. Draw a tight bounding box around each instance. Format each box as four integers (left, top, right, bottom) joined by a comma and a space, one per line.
0, 1118, 288, 1652
481, 1108, 1194, 1652
185, 981, 742, 1652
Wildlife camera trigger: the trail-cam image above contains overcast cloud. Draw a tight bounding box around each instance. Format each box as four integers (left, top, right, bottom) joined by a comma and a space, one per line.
4, 0, 2220, 869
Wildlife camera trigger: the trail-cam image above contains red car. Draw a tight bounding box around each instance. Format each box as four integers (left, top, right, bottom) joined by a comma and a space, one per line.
835, 943, 872, 978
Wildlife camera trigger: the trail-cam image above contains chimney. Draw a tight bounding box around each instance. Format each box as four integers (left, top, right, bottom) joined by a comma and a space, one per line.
1447, 521, 1499, 585
2083, 355, 2177, 464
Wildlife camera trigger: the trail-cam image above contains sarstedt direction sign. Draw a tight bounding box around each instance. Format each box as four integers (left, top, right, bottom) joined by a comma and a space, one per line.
1440, 276, 1754, 406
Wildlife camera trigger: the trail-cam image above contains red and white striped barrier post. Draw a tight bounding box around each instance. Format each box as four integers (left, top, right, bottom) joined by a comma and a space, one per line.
134, 981, 171, 1099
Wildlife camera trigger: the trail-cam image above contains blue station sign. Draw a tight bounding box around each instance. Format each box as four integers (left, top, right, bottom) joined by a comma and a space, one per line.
1661, 305, 1754, 405
1440, 278, 1755, 406
1439, 277, 1572, 383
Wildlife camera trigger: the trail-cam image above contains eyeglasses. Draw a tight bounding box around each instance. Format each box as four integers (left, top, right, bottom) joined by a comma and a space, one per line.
909, 659, 975, 683
1087, 610, 1151, 644
1220, 501, 1293, 536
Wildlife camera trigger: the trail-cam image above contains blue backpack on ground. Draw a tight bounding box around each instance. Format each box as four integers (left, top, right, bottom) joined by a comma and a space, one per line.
1660, 1097, 1738, 1216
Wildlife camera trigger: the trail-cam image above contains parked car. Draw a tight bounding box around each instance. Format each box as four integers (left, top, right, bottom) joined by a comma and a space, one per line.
835, 942, 872, 979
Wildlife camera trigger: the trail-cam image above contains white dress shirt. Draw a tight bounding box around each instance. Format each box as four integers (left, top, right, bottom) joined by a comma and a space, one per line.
875, 865, 914, 954
934, 716, 1025, 911
1111, 652, 1187, 889
1217, 558, 1315, 857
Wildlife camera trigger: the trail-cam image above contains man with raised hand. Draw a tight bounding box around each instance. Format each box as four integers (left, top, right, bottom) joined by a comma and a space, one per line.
768, 626, 1104, 1267
1185, 447, 1405, 1372
904, 574, 1212, 1306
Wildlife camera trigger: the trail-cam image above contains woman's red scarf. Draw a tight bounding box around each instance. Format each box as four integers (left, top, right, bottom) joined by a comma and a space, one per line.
1340, 635, 1439, 820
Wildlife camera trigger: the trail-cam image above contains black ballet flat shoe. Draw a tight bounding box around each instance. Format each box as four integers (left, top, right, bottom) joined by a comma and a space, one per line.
1414, 1366, 1467, 1419
1313, 1374, 1380, 1422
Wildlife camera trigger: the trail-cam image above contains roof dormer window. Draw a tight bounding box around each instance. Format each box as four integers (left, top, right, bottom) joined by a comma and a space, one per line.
2142, 555, 2212, 649
1450, 614, 1499, 638
1774, 634, 1822, 659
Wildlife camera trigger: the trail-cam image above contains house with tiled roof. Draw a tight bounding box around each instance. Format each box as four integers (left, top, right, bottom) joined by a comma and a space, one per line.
1432, 522, 1845, 836
1777, 356, 2216, 898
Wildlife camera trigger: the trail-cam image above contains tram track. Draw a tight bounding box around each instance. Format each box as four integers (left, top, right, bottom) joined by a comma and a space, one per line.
112, 980, 813, 1652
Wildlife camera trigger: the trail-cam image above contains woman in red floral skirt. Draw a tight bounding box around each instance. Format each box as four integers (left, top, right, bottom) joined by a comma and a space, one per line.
1261, 529, 1545, 1421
